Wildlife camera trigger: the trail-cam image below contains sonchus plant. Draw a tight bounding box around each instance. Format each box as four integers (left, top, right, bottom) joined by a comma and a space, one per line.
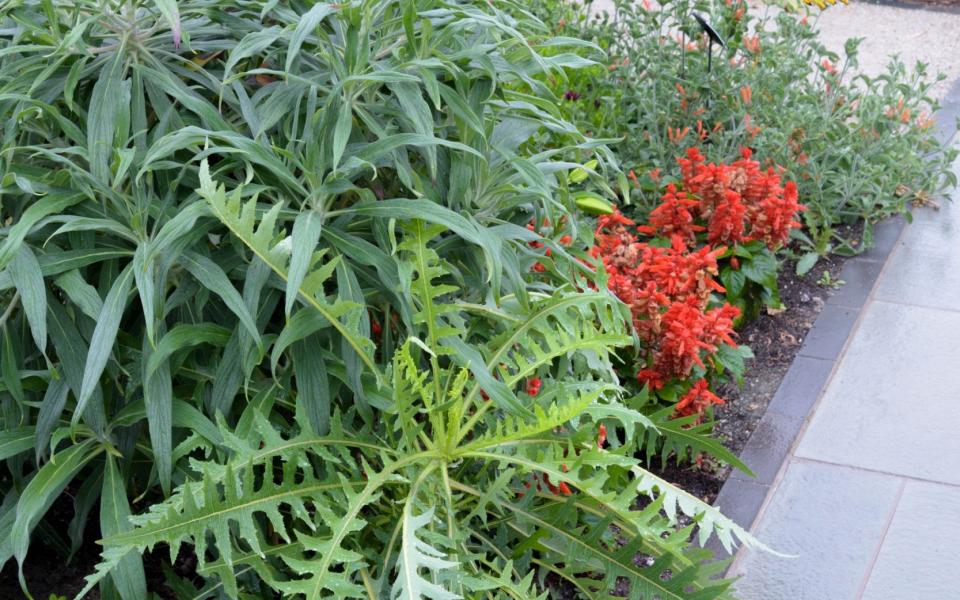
80, 176, 767, 598
0, 0, 767, 597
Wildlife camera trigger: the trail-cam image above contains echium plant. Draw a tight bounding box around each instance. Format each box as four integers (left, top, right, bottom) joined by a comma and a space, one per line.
1, 0, 765, 597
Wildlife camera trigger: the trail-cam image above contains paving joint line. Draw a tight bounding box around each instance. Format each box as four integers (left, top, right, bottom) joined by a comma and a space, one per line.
870, 296, 960, 316
791, 456, 960, 490
855, 478, 906, 599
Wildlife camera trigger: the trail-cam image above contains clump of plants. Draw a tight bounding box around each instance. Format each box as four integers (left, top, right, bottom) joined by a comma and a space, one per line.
0, 0, 766, 598
532, 0, 958, 268
590, 147, 801, 424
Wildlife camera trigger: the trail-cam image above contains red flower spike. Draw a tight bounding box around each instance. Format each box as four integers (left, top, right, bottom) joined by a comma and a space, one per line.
675, 379, 725, 419
559, 482, 574, 496
597, 423, 607, 449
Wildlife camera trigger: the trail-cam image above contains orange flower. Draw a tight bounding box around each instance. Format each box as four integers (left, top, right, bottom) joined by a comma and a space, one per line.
742, 36, 760, 55
667, 126, 690, 145
740, 86, 752, 105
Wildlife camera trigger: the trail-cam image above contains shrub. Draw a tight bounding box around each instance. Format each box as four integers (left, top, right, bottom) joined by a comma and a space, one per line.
531, 0, 958, 266
0, 0, 762, 597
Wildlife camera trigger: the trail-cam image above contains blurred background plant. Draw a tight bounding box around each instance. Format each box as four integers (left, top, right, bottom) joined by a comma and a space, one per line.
529, 0, 958, 272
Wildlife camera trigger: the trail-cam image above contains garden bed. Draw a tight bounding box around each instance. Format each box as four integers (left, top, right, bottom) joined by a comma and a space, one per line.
657, 246, 852, 503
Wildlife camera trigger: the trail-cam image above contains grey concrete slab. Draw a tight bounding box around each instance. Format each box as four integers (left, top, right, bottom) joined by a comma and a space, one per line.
732, 412, 804, 486
796, 301, 960, 485
826, 258, 884, 309
861, 481, 960, 600
859, 215, 906, 263
796, 304, 858, 361
875, 206, 960, 312
706, 478, 769, 558
731, 461, 902, 600
765, 356, 833, 420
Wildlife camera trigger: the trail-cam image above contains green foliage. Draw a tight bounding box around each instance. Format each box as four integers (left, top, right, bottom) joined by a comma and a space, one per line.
0, 0, 759, 597
531, 0, 958, 256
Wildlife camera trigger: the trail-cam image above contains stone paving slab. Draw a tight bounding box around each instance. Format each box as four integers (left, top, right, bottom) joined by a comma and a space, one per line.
860, 481, 960, 600
734, 151, 960, 597
730, 460, 903, 600
795, 301, 960, 486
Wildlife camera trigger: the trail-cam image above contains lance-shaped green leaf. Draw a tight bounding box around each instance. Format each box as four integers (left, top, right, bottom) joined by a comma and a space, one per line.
179, 252, 262, 349
8, 245, 47, 354
285, 210, 324, 317
75, 264, 134, 423
152, 0, 181, 48
11, 441, 102, 572
100, 455, 147, 600
87, 50, 124, 183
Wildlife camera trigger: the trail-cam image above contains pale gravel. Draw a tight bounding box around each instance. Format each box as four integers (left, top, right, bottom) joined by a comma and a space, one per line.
586, 0, 960, 98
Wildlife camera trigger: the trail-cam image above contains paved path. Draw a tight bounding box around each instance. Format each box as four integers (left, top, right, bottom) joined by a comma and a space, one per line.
729, 156, 960, 598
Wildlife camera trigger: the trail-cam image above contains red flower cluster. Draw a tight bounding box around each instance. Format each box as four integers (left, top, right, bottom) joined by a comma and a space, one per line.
587, 148, 800, 418
592, 209, 738, 414
651, 147, 805, 249
675, 379, 725, 418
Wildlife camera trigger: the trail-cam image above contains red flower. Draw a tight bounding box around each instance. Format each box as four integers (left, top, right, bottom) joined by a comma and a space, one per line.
675, 379, 725, 418
638, 184, 703, 244
597, 423, 607, 448
526, 377, 542, 396
707, 190, 746, 246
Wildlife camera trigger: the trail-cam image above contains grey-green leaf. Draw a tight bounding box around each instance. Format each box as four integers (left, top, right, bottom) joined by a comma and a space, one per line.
286, 211, 324, 317
286, 3, 338, 73
87, 50, 124, 183
75, 264, 134, 423
9, 245, 47, 354
101, 455, 147, 600
180, 252, 262, 349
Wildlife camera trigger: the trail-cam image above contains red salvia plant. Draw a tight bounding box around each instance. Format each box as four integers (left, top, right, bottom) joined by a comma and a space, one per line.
590, 147, 804, 420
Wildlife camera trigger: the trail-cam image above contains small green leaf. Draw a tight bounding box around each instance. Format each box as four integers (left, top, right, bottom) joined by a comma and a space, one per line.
796, 251, 820, 276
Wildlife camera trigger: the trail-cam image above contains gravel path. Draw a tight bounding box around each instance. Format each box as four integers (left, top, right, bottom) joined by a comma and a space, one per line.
586, 0, 960, 98
813, 2, 960, 99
